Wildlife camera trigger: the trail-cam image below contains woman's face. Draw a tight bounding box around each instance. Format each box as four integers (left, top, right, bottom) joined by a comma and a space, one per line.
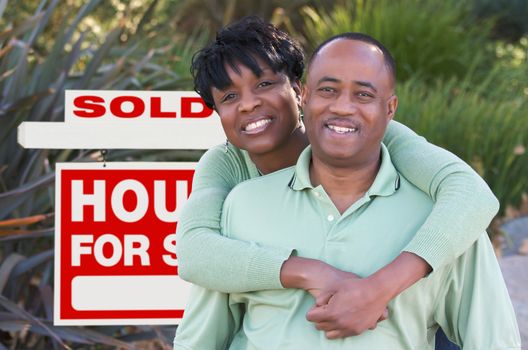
211, 59, 301, 157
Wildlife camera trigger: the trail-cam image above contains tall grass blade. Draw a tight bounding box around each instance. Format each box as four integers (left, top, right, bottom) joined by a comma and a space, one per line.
10, 249, 53, 278
0, 253, 25, 293
78, 26, 122, 88
0, 0, 7, 19
0, 295, 72, 350
0, 13, 44, 42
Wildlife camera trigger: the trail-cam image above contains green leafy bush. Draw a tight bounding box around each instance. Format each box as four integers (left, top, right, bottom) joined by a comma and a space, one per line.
396, 72, 528, 214
301, 0, 495, 83
472, 0, 528, 42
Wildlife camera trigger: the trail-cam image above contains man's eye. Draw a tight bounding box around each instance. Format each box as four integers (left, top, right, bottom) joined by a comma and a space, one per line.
358, 92, 374, 98
317, 87, 336, 95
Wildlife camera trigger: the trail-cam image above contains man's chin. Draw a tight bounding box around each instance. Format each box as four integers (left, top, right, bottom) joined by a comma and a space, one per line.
312, 149, 362, 167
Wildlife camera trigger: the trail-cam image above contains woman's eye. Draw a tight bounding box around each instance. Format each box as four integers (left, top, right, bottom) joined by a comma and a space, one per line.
257, 81, 273, 88
221, 93, 236, 103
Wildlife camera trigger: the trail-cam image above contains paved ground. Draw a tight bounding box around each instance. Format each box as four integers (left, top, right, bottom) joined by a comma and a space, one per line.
499, 216, 528, 349
500, 255, 528, 348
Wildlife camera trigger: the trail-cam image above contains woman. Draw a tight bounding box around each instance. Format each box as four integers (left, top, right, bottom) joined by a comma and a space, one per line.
174, 16, 495, 348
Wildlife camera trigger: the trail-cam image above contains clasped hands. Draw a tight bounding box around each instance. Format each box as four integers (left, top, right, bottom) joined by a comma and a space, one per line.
304, 264, 390, 339
280, 257, 391, 339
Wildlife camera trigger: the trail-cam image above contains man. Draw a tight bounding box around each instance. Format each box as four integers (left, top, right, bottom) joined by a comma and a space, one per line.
174, 34, 520, 349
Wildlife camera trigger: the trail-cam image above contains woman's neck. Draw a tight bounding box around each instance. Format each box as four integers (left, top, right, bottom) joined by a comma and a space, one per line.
249, 126, 309, 175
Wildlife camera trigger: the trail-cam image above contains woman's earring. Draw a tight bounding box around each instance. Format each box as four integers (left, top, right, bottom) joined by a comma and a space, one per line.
224, 139, 229, 153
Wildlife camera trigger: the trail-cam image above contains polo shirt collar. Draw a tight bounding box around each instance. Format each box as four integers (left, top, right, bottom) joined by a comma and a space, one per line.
368, 144, 400, 197
290, 144, 400, 197
290, 146, 313, 191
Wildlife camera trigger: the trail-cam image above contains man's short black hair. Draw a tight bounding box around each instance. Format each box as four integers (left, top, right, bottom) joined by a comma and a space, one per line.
191, 16, 305, 109
309, 33, 396, 83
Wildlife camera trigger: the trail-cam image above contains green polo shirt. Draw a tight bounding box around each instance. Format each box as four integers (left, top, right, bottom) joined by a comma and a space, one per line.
173, 145, 519, 350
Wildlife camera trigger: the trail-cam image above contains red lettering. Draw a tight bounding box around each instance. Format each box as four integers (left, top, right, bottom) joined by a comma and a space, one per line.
110, 96, 145, 118
181, 97, 213, 118
73, 96, 106, 118
151, 97, 177, 118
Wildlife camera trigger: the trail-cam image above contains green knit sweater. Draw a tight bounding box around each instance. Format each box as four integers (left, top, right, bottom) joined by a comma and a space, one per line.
175, 120, 499, 292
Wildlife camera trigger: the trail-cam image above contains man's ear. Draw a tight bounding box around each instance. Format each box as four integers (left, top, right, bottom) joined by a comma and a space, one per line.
387, 95, 398, 121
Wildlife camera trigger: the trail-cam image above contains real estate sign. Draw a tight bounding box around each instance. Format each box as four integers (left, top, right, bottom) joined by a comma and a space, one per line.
54, 162, 195, 325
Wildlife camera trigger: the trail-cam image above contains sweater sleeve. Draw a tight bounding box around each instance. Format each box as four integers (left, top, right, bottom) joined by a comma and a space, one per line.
176, 145, 292, 293
383, 120, 500, 270
433, 236, 520, 349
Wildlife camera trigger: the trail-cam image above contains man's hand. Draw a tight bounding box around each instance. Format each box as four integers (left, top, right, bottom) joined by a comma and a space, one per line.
305, 276, 390, 339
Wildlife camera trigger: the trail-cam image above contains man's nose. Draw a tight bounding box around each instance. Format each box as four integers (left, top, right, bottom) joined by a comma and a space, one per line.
328, 94, 357, 116
238, 93, 261, 113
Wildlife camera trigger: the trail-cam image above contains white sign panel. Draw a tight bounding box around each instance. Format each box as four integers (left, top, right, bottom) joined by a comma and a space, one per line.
18, 90, 226, 149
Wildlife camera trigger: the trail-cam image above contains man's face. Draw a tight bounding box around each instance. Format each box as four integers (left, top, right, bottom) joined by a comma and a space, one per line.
302, 39, 398, 168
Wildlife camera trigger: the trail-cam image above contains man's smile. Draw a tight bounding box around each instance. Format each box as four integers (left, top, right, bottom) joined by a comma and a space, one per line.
324, 119, 360, 136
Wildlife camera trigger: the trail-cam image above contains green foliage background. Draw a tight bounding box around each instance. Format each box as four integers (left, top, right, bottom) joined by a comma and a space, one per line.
0, 0, 526, 348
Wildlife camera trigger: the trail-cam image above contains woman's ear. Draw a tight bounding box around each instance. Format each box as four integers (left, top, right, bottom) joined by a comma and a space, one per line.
292, 80, 302, 105
301, 84, 308, 108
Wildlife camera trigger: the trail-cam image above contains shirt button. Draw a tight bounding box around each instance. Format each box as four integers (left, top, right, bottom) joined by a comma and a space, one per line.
327, 214, 334, 222
314, 192, 320, 197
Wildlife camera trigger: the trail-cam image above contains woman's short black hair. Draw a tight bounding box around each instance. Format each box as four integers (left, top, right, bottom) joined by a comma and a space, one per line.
191, 16, 305, 108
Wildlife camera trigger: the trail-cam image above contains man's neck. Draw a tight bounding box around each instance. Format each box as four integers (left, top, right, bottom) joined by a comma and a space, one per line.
309, 152, 381, 214
250, 126, 309, 175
